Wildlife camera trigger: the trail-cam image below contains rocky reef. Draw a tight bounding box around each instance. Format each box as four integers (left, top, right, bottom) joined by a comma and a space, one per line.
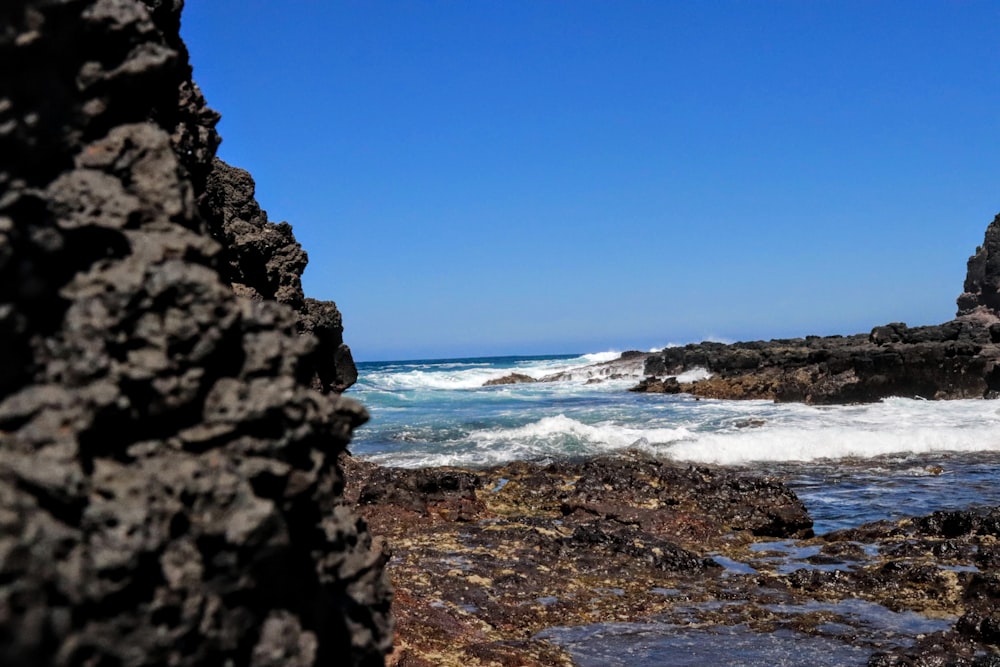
631, 217, 1000, 403
345, 452, 1000, 666
0, 2, 389, 665
342, 452, 813, 666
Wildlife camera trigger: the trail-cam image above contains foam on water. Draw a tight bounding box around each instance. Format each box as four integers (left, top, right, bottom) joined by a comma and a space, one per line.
356, 352, 629, 391
351, 354, 1000, 469
665, 420, 1000, 465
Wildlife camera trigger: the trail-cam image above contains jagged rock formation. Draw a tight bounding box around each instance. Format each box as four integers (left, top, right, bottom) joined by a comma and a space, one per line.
0, 2, 389, 666
636, 321, 1000, 403
957, 212, 1000, 321
202, 158, 358, 392
632, 213, 1000, 403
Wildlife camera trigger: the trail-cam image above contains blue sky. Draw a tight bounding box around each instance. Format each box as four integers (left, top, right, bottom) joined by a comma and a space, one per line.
181, 2, 1000, 361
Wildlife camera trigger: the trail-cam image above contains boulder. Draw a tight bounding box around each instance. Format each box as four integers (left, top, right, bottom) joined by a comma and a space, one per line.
0, 2, 389, 665
483, 372, 537, 386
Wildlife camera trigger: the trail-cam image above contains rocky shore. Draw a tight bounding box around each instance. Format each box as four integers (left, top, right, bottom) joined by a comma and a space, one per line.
1, 2, 388, 665
6, 2, 1000, 667
629, 215, 1000, 404
344, 452, 1000, 666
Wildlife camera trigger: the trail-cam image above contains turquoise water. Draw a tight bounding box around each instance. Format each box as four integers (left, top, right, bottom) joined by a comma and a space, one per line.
349, 353, 1000, 533
350, 353, 1000, 664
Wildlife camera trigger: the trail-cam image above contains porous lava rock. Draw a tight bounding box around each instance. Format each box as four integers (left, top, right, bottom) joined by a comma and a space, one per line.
957, 212, 1000, 321
0, 2, 389, 666
201, 158, 358, 393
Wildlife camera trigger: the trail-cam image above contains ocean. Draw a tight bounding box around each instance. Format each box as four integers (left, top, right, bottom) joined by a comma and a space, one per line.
349, 352, 1000, 534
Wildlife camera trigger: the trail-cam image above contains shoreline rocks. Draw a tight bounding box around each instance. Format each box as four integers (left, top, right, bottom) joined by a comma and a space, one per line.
631, 215, 1000, 404
1, 2, 389, 665
345, 452, 1000, 666
342, 452, 814, 666
633, 320, 1000, 403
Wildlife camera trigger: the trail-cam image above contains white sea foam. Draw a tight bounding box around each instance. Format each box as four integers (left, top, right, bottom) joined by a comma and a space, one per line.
362, 396, 1000, 469
359, 351, 638, 391
366, 414, 694, 468
579, 351, 624, 364
674, 367, 712, 382
470, 414, 692, 451
365, 367, 508, 391
664, 424, 1000, 465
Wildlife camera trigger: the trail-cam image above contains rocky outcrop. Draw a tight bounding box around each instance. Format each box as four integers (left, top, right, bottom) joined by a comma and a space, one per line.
957, 212, 1000, 321
483, 372, 537, 386
632, 213, 1000, 404
636, 320, 1000, 403
202, 158, 357, 393
0, 2, 389, 666
342, 452, 812, 665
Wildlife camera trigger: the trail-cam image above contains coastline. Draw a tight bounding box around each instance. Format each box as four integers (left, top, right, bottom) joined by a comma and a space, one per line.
343, 450, 1000, 666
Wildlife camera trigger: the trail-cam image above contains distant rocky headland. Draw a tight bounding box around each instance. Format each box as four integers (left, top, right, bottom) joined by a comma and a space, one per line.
486, 214, 1000, 405
628, 216, 1000, 403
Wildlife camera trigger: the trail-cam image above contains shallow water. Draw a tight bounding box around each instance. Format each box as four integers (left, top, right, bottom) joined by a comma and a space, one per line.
537, 622, 874, 667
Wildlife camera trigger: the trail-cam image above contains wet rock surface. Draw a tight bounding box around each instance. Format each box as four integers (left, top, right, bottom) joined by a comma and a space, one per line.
346, 453, 1000, 666
1, 2, 389, 665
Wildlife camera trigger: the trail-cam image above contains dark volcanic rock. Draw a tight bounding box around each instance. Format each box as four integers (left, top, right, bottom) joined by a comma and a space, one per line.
483, 372, 537, 386
0, 2, 388, 666
203, 158, 358, 393
957, 213, 1000, 321
637, 321, 1000, 403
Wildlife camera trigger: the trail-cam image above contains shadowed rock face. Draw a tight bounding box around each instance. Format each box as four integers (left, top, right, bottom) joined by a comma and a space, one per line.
202, 158, 358, 393
957, 212, 1000, 321
0, 1, 389, 665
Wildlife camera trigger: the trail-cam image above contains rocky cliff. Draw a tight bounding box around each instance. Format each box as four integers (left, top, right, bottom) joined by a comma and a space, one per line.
0, 1, 389, 665
957, 212, 1000, 322
634, 213, 1000, 403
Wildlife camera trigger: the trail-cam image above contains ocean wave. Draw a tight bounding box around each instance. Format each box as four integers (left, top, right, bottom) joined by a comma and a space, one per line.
361, 397, 1000, 469
664, 425, 1000, 465
358, 351, 642, 391
470, 414, 692, 450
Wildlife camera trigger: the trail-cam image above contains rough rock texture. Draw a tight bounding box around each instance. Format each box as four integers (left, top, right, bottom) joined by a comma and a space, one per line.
201, 158, 358, 393
0, 2, 389, 665
342, 452, 812, 666
957, 213, 1000, 321
635, 320, 1000, 403
345, 452, 1000, 666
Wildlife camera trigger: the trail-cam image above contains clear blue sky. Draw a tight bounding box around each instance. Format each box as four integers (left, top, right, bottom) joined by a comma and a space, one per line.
181, 1, 999, 362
